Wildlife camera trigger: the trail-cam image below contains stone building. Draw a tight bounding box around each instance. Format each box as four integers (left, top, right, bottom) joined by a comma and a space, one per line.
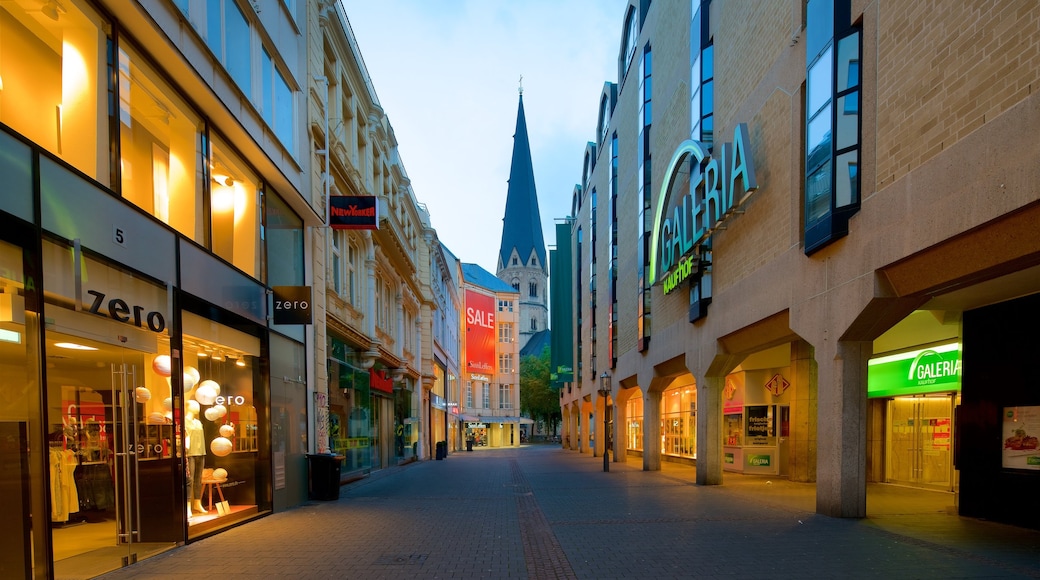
560, 0, 1040, 529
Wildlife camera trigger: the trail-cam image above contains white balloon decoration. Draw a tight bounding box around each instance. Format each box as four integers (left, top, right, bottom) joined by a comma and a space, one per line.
204, 405, 227, 421
148, 412, 165, 424
184, 366, 200, 389
135, 387, 152, 403
195, 381, 218, 405
186, 400, 200, 415
212, 468, 228, 481
219, 424, 235, 438
162, 397, 173, 411
210, 437, 233, 457
152, 355, 172, 377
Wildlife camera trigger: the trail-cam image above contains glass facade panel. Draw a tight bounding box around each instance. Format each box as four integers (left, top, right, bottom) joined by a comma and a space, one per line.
806, 160, 833, 224
837, 32, 861, 90
626, 397, 643, 452
837, 92, 859, 149
662, 385, 696, 459
836, 151, 859, 207
264, 192, 304, 286
0, 0, 109, 184
808, 48, 833, 117
806, 0, 834, 59
118, 43, 204, 243
210, 136, 260, 277
0, 130, 33, 221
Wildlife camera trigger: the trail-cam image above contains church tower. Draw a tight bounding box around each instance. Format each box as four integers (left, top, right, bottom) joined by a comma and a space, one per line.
497, 86, 548, 351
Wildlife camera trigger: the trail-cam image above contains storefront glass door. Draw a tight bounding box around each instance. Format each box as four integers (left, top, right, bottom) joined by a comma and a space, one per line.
47, 330, 178, 579
886, 394, 956, 491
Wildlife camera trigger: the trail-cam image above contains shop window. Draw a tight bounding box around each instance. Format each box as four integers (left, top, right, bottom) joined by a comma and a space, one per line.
181, 311, 262, 537
118, 42, 205, 243
498, 384, 513, 410
627, 397, 643, 451
0, 0, 110, 185
209, 136, 260, 277
662, 385, 697, 458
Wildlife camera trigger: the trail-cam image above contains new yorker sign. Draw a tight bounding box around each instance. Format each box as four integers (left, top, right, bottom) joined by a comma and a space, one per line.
649, 124, 758, 294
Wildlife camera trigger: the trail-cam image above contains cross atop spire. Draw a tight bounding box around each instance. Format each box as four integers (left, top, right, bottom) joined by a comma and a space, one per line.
518, 74, 523, 96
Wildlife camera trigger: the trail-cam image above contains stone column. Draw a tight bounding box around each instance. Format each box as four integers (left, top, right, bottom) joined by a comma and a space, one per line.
642, 390, 662, 471
696, 375, 724, 485
789, 339, 817, 483
816, 340, 869, 518
613, 395, 627, 464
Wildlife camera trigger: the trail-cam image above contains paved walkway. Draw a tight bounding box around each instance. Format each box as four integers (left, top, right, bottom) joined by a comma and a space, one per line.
99, 445, 1040, 579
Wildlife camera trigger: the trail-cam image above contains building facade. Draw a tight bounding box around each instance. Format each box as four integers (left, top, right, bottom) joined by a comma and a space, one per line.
1, 0, 318, 576
461, 263, 528, 447
431, 243, 462, 453
316, 4, 434, 474
560, 0, 1040, 530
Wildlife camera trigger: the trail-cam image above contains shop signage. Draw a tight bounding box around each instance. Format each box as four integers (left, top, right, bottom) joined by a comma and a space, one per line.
465, 290, 495, 374
466, 422, 487, 429
649, 123, 759, 294
329, 195, 378, 230
86, 289, 166, 332
1002, 406, 1040, 471
868, 343, 961, 398
431, 393, 446, 411
764, 373, 790, 397
272, 286, 312, 325
370, 368, 394, 393
747, 454, 771, 467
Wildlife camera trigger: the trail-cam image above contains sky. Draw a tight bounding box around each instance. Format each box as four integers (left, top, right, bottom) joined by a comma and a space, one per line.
344, 0, 629, 274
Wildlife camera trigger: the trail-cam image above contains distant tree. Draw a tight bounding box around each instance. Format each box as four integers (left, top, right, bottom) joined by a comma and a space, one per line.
520, 346, 561, 437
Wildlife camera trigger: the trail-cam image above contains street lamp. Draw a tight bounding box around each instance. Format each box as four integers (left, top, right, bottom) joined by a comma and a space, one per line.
598, 372, 611, 472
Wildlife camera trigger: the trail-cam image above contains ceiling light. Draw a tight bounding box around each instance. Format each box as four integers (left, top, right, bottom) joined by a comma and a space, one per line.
55, 342, 98, 351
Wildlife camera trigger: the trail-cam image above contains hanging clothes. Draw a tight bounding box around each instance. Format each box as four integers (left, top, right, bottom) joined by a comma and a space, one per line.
49, 448, 80, 522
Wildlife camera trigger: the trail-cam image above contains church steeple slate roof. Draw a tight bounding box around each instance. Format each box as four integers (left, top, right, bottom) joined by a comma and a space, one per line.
498, 94, 547, 273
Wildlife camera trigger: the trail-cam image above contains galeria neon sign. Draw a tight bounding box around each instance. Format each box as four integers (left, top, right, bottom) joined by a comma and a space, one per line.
649, 124, 758, 294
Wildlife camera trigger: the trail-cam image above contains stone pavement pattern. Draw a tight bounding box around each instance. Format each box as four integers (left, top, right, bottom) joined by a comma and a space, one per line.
99, 445, 1040, 579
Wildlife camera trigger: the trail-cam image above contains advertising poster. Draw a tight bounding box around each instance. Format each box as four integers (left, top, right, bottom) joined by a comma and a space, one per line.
745, 405, 774, 446
1002, 406, 1040, 470
464, 290, 495, 375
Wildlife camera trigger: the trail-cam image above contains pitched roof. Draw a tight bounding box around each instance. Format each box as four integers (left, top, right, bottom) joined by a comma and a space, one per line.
520, 329, 551, 358
498, 95, 547, 271
462, 262, 518, 294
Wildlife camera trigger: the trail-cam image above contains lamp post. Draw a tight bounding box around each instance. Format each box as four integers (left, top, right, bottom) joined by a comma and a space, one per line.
598, 372, 611, 472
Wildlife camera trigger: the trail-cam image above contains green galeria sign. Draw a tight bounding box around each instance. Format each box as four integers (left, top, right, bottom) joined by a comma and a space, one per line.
867, 343, 961, 398
649, 123, 759, 294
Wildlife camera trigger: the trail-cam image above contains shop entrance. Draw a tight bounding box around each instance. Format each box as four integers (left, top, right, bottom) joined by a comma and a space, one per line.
47, 331, 178, 579
885, 394, 958, 491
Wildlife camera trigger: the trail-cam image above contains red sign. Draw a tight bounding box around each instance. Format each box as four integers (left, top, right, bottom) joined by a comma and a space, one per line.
465, 289, 495, 374
370, 368, 393, 393
330, 195, 378, 230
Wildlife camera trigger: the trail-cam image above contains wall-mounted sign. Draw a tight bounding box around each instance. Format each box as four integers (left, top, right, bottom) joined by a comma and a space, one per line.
868, 343, 961, 398
329, 195, 378, 230
764, 373, 790, 397
86, 289, 166, 332
272, 286, 312, 325
465, 290, 495, 374
650, 123, 759, 294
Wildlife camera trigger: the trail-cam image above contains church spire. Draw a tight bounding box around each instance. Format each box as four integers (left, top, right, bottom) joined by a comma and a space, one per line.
498, 91, 546, 274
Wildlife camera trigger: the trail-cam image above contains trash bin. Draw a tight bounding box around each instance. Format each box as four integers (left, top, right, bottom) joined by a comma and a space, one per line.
435, 441, 446, 460
466, 439, 474, 452
306, 453, 344, 501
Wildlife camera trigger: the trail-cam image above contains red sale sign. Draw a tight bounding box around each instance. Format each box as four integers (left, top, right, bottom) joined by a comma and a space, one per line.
465, 289, 495, 374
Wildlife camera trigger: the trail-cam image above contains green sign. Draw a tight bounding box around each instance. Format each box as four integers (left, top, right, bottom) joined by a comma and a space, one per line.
724, 453, 734, 464
747, 454, 771, 467
868, 343, 961, 398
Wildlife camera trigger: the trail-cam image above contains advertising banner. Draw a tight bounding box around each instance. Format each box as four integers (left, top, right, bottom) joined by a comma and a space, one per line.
465, 289, 495, 375
1002, 406, 1040, 470
868, 343, 961, 398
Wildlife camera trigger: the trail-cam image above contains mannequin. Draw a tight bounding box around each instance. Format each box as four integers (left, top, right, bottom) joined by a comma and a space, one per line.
185, 411, 206, 516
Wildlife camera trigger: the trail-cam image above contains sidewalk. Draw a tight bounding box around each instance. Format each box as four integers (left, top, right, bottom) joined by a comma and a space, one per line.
98, 445, 1040, 580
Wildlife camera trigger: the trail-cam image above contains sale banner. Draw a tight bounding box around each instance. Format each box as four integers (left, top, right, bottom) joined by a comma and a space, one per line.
465, 289, 495, 374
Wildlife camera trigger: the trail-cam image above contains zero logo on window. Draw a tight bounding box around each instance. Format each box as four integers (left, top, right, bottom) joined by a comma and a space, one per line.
86, 290, 166, 332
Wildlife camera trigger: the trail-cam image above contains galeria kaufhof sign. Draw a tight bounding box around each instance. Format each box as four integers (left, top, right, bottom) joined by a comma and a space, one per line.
650, 123, 758, 295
